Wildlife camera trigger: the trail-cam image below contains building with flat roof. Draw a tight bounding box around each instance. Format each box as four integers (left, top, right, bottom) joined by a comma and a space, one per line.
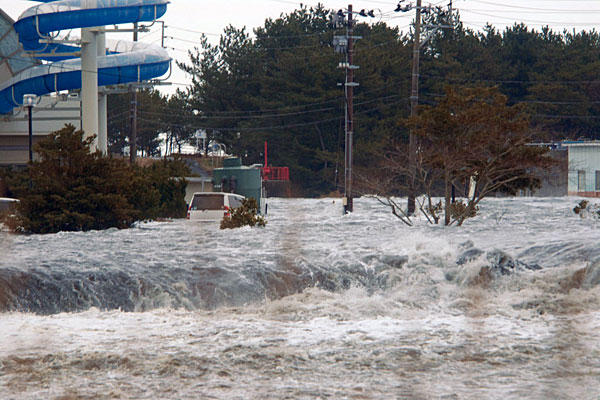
0, 1, 170, 166
565, 142, 600, 197
0, 94, 81, 166
0, 9, 80, 166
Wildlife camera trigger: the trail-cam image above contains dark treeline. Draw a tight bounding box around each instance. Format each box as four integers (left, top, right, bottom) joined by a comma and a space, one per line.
109, 5, 600, 196
107, 88, 195, 157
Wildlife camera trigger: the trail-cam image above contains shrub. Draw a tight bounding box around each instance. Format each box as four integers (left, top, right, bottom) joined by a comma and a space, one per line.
573, 200, 600, 219
220, 198, 266, 229
3, 125, 189, 233
141, 158, 188, 219
448, 200, 478, 221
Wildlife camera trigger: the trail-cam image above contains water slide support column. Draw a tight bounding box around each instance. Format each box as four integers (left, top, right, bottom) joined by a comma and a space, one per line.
97, 30, 107, 154
81, 27, 99, 151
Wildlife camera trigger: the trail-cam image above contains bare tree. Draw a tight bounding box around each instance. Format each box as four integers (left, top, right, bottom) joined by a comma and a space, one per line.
357, 86, 554, 226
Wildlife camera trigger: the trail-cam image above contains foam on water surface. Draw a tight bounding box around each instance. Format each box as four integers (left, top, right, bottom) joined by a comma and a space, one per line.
1, 197, 600, 398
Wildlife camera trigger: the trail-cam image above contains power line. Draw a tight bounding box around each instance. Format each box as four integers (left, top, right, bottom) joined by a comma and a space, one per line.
125, 92, 407, 121
460, 9, 600, 26
139, 104, 340, 120
419, 74, 600, 86
133, 96, 409, 132
533, 114, 600, 120
468, 0, 600, 12
167, 35, 330, 51
3, 49, 600, 111
167, 23, 333, 40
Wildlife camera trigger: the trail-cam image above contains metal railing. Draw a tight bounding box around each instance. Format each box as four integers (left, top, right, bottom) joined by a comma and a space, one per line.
261, 166, 289, 181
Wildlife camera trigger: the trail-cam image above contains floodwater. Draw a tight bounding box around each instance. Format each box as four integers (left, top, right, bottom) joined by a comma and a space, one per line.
1, 197, 600, 399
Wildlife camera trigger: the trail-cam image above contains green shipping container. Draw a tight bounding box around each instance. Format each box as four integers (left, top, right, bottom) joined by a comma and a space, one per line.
213, 157, 265, 213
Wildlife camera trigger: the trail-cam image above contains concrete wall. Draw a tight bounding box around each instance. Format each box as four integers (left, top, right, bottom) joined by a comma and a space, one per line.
0, 95, 81, 165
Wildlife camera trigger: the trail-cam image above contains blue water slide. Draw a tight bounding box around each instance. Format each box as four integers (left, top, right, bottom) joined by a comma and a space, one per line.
0, 0, 170, 114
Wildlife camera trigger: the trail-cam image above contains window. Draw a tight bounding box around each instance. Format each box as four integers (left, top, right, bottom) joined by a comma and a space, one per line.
578, 170, 586, 192
191, 194, 223, 210
228, 196, 243, 209
596, 171, 600, 191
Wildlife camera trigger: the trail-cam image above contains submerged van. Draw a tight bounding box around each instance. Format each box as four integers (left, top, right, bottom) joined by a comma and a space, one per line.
186, 192, 245, 221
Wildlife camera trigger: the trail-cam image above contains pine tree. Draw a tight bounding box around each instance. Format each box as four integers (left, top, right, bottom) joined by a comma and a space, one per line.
4, 125, 189, 233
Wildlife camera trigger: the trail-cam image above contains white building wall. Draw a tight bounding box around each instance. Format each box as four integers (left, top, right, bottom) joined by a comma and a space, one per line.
0, 95, 81, 165
567, 144, 600, 195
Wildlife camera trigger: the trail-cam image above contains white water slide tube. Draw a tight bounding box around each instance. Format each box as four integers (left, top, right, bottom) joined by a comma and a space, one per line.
0, 0, 170, 114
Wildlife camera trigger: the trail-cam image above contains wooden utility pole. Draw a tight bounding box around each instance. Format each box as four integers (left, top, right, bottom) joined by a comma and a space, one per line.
130, 22, 138, 163
332, 5, 363, 213
344, 4, 355, 213
408, 0, 422, 215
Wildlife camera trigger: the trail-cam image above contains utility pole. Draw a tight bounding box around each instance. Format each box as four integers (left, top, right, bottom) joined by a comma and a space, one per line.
332, 5, 365, 214
345, 4, 355, 214
130, 22, 138, 163
408, 0, 422, 215
331, 6, 375, 213
394, 1, 453, 213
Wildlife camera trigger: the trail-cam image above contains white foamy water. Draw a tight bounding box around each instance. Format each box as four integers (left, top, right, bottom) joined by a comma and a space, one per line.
1, 197, 600, 399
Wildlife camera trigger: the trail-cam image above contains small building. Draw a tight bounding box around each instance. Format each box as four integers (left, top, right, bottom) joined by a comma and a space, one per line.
213, 157, 266, 213
565, 141, 600, 197
0, 9, 82, 166
180, 156, 214, 203
213, 157, 263, 203
0, 95, 81, 166
184, 177, 213, 204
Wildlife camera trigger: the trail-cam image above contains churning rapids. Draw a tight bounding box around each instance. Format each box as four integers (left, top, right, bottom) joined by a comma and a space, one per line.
1, 197, 600, 399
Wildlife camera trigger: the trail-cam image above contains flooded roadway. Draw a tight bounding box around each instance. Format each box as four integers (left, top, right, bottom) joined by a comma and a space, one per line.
1, 197, 600, 399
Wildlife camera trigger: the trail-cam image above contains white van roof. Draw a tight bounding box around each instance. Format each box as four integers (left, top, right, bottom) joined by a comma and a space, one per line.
192, 192, 244, 198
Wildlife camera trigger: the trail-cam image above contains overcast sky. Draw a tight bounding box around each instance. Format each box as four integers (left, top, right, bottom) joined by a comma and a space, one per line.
0, 0, 599, 95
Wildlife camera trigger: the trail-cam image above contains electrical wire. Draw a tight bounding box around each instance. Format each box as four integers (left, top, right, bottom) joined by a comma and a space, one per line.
125, 92, 406, 122
3, 7, 600, 125
468, 0, 600, 12
133, 96, 409, 132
